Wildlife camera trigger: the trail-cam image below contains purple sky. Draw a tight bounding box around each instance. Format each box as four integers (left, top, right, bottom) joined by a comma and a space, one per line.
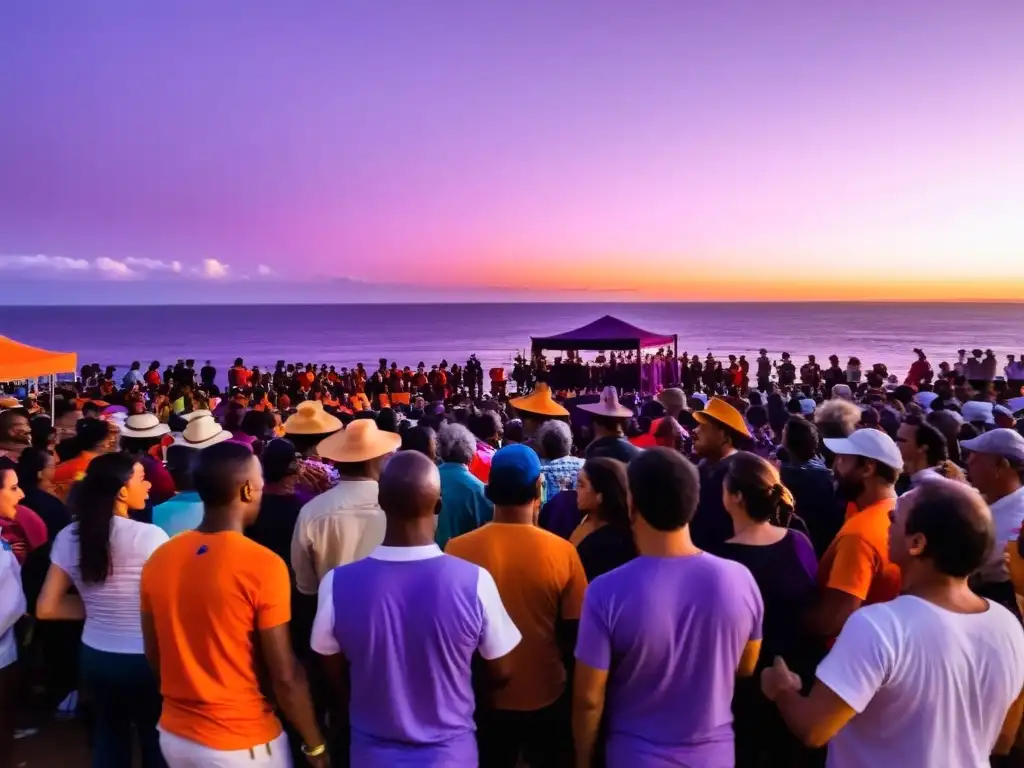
2, 1, 1024, 304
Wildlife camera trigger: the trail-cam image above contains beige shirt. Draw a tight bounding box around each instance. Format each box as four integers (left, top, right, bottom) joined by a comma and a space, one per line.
290, 479, 386, 595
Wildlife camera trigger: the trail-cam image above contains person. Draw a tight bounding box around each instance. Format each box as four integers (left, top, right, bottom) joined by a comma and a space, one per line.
962, 429, 1024, 612
119, 414, 176, 505
689, 396, 750, 549
779, 418, 843, 558
311, 451, 521, 766
467, 410, 502, 483
535, 420, 585, 501
141, 442, 326, 767
434, 423, 493, 549
52, 417, 111, 502
151, 445, 206, 537
0, 538, 25, 763
290, 419, 401, 599
400, 425, 437, 462
808, 429, 903, 641
573, 448, 763, 767
894, 415, 950, 492
0, 410, 31, 464
0, 463, 47, 565
282, 402, 343, 499
245, 438, 305, 569
762, 480, 1024, 767
569, 458, 637, 581
580, 387, 642, 464
446, 445, 588, 768
709, 451, 820, 767
36, 453, 168, 768
508, 383, 569, 442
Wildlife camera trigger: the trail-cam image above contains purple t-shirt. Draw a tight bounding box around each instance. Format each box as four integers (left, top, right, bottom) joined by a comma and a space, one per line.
575, 553, 763, 767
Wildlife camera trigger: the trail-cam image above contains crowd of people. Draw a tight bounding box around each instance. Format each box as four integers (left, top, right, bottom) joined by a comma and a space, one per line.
1, 343, 1024, 767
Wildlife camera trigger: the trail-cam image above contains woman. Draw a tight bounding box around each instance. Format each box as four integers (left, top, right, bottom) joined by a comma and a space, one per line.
118, 414, 176, 507
569, 458, 637, 581
0, 464, 47, 565
16, 448, 71, 606
36, 453, 168, 768
709, 451, 820, 768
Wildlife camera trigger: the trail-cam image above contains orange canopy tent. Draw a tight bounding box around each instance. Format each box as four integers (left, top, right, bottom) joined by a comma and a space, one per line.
0, 335, 77, 382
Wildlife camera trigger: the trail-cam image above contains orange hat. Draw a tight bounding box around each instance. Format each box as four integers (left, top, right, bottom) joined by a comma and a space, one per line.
316, 420, 401, 463
509, 383, 569, 418
693, 397, 750, 438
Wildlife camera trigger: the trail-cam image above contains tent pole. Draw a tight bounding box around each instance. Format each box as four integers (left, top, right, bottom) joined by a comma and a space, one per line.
50, 374, 55, 425
673, 335, 679, 385
638, 344, 643, 394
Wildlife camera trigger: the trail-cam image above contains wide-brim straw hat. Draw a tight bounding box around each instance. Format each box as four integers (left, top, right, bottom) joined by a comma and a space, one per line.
509, 383, 569, 418
656, 388, 687, 413
120, 413, 171, 439
285, 401, 342, 435
0, 397, 20, 409
693, 396, 751, 438
173, 414, 232, 450
316, 419, 401, 463
579, 386, 633, 419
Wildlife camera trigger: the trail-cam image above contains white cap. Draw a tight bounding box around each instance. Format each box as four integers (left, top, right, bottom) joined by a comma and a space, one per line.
960, 429, 1024, 462
832, 384, 853, 401
824, 428, 904, 472
914, 391, 939, 411
799, 398, 816, 416
962, 401, 996, 425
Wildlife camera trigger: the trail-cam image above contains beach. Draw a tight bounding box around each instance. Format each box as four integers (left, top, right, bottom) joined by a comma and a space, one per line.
2, 302, 1023, 384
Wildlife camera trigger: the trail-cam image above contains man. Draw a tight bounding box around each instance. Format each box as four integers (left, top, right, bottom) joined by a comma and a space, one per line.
962, 429, 1024, 609
290, 419, 400, 599
756, 349, 772, 392
779, 417, 843, 558
151, 444, 204, 537
904, 348, 933, 388
311, 451, 521, 766
800, 355, 822, 392
200, 360, 217, 389
580, 387, 641, 463
823, 355, 845, 397
52, 417, 110, 502
121, 360, 145, 389
0, 410, 31, 464
763, 480, 1024, 767
508, 384, 569, 443
894, 415, 949, 492
808, 429, 903, 640
446, 445, 587, 768
776, 352, 797, 389
434, 423, 493, 549
689, 397, 750, 549
141, 442, 326, 766
573, 448, 763, 767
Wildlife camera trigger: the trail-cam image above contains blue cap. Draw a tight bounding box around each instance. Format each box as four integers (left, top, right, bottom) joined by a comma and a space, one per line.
487, 444, 542, 501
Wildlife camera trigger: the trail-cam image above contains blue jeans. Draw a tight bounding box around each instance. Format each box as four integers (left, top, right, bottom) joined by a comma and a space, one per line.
80, 644, 165, 768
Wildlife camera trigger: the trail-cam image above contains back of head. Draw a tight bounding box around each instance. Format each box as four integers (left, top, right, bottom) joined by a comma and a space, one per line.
165, 444, 195, 489
582, 457, 629, 527
815, 399, 860, 438
192, 441, 259, 508
376, 407, 399, 434
724, 451, 795, 526
16, 447, 50, 491
437, 422, 476, 465
401, 425, 437, 461
626, 447, 699, 531
783, 417, 819, 463
262, 438, 299, 484
902, 480, 993, 577
379, 451, 440, 519
76, 417, 111, 453
486, 444, 542, 506
535, 419, 573, 460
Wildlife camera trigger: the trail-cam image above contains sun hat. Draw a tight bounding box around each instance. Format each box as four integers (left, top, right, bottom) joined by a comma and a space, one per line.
914, 391, 939, 411
960, 429, 1024, 462
961, 401, 995, 425
509, 383, 569, 418
119, 413, 171, 439
486, 444, 542, 500
182, 409, 213, 422
0, 397, 20, 409
284, 401, 342, 435
173, 414, 232, 450
655, 388, 687, 414
693, 397, 751, 438
831, 384, 853, 401
823, 429, 904, 472
579, 386, 633, 419
316, 419, 401, 463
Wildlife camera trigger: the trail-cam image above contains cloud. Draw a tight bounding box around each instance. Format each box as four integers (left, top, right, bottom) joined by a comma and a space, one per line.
201, 258, 229, 278
0, 254, 91, 271
94, 257, 137, 278
125, 257, 183, 273
257, 264, 273, 276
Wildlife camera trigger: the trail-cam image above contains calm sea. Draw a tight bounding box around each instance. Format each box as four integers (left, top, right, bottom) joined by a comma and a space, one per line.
2, 303, 1023, 384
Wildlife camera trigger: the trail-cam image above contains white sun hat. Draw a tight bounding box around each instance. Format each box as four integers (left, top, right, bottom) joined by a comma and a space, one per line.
119, 412, 171, 439
173, 414, 232, 450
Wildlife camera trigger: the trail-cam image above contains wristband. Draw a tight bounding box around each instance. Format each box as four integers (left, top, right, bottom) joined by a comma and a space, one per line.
301, 743, 327, 757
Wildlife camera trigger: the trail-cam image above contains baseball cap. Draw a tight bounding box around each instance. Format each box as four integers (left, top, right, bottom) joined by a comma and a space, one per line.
831, 384, 853, 401
486, 444, 542, 504
823, 428, 904, 472
960, 429, 1024, 462
961, 401, 995, 425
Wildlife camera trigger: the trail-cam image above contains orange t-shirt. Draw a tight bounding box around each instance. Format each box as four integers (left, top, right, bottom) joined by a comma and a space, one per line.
445, 523, 588, 711
53, 452, 97, 502
818, 499, 901, 607
140, 531, 291, 751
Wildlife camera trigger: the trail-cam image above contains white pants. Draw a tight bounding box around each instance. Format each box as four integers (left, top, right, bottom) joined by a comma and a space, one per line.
158, 728, 293, 767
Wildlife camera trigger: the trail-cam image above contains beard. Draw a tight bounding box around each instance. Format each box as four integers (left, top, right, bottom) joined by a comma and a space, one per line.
835, 474, 866, 502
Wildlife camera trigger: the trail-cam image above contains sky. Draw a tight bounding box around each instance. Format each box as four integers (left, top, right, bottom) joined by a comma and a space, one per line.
2, 0, 1024, 304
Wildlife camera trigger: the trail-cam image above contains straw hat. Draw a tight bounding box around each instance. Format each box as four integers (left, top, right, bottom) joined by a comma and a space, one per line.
316, 420, 401, 463
509, 383, 569, 418
182, 409, 213, 422
579, 386, 633, 419
120, 413, 171, 439
173, 414, 232, 450
693, 396, 751, 438
656, 388, 687, 413
0, 397, 20, 409
285, 401, 342, 436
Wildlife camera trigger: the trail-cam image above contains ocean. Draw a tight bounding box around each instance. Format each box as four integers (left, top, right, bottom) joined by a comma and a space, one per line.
2, 302, 1023, 385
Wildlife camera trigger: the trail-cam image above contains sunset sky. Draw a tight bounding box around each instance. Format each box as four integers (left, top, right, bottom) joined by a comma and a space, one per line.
2, 1, 1024, 304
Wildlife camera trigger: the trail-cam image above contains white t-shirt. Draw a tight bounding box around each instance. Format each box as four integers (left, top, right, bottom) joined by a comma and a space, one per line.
51, 516, 169, 654
817, 595, 1024, 768
0, 545, 26, 669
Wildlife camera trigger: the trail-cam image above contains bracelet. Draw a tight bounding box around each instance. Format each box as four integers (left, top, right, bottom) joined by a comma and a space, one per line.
301, 743, 327, 757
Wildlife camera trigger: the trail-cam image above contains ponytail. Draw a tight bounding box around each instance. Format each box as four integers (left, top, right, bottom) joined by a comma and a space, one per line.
725, 451, 797, 528
72, 452, 135, 584
767, 482, 796, 528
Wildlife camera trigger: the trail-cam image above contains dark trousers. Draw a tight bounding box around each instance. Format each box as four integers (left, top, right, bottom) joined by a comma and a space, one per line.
79, 645, 165, 768
476, 697, 571, 768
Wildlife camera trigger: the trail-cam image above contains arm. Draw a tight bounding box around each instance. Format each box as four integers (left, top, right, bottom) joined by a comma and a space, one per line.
774, 679, 857, 747
572, 661, 608, 768
806, 588, 863, 639
34, 563, 85, 621
806, 535, 876, 638
258, 624, 325, 756
141, 609, 161, 685
558, 548, 588, 671
475, 567, 523, 693
994, 685, 1024, 756
290, 513, 319, 598
737, 640, 762, 678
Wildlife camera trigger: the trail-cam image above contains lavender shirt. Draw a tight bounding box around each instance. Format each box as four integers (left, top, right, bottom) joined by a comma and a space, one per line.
575, 553, 763, 767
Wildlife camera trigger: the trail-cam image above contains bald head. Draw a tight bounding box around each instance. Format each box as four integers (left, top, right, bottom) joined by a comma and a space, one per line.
379, 451, 441, 519
901, 478, 994, 577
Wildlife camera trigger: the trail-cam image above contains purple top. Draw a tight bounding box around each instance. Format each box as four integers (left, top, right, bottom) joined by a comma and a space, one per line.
575, 553, 763, 767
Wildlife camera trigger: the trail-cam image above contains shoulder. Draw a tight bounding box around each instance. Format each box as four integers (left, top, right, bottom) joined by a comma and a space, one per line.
52, 521, 78, 549
699, 551, 759, 586
118, 517, 170, 546
446, 525, 489, 554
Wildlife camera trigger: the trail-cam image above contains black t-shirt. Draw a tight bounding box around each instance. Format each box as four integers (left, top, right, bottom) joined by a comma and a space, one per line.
576, 524, 637, 582
245, 493, 304, 568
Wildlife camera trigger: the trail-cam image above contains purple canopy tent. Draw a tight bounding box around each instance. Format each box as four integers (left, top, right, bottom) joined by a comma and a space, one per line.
530, 315, 678, 393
